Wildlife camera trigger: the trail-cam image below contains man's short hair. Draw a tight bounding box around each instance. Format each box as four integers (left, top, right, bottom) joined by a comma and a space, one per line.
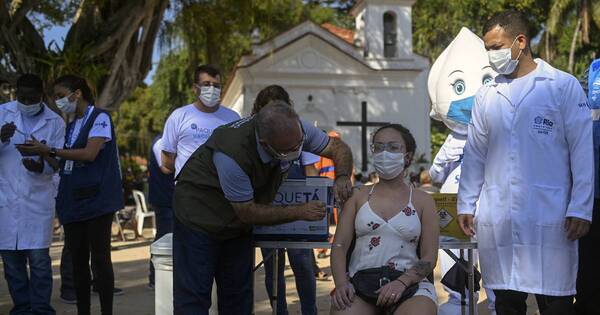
194, 64, 220, 82
255, 100, 300, 140
16, 74, 43, 93
252, 85, 292, 115
482, 10, 530, 39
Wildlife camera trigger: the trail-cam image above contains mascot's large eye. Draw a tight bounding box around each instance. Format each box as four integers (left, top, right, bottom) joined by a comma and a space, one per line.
451, 79, 466, 95
482, 75, 493, 85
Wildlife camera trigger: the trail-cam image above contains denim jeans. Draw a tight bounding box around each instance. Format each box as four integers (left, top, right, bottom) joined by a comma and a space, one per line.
261, 248, 317, 315
149, 205, 174, 285
173, 216, 253, 315
0, 248, 55, 315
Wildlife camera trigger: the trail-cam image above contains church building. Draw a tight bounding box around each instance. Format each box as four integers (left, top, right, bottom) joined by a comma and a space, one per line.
223, 0, 430, 173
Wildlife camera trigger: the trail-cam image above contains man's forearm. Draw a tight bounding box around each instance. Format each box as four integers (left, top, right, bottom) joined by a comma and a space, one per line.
161, 151, 176, 174
320, 138, 353, 178
234, 202, 301, 225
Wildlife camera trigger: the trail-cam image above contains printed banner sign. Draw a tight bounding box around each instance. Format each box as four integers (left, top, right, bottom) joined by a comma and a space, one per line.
253, 177, 333, 241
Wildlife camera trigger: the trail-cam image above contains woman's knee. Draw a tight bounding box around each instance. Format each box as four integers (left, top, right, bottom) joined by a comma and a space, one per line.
394, 295, 437, 315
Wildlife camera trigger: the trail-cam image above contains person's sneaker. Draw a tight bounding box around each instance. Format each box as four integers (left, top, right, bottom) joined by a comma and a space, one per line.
60, 292, 77, 304
148, 282, 155, 290
92, 287, 124, 296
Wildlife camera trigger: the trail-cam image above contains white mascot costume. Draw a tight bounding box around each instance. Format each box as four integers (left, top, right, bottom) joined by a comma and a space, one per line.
428, 27, 497, 315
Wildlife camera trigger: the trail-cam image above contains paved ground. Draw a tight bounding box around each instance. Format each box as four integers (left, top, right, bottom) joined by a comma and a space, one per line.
0, 226, 537, 314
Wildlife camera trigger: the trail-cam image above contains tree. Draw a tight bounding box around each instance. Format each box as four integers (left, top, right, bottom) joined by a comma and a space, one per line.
113, 0, 355, 156
160, 0, 353, 83
412, 0, 549, 63
0, 0, 169, 110
546, 0, 600, 72
114, 51, 194, 156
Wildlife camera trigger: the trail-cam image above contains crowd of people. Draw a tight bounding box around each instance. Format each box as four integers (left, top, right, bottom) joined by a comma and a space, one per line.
0, 9, 599, 315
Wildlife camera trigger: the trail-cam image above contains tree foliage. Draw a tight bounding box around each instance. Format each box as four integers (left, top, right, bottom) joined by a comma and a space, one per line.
0, 0, 169, 110
115, 1, 356, 156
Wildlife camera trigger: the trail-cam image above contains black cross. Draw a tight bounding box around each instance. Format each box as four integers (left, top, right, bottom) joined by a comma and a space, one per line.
337, 101, 389, 172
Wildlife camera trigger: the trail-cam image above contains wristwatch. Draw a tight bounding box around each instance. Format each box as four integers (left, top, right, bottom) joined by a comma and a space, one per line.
49, 147, 57, 158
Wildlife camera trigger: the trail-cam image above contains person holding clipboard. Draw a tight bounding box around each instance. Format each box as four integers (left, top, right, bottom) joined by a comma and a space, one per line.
20, 74, 124, 315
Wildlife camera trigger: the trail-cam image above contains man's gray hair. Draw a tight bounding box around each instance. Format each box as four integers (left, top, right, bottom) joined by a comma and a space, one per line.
256, 100, 300, 140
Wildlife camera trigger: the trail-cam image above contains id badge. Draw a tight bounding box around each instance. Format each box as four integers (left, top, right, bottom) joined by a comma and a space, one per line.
64, 160, 74, 175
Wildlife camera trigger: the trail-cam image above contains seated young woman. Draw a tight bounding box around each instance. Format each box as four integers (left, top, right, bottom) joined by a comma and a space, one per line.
330, 124, 439, 315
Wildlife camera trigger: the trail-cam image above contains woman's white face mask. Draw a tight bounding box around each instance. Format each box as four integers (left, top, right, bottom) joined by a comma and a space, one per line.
55, 93, 77, 114
373, 151, 405, 180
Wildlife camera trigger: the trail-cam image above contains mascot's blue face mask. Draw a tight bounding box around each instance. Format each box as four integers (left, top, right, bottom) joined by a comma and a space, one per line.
447, 95, 475, 125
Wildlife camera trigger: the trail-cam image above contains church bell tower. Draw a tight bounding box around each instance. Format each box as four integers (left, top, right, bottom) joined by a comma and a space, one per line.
351, 0, 416, 60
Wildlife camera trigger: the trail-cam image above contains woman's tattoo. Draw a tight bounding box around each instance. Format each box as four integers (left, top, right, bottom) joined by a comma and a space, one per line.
410, 261, 433, 278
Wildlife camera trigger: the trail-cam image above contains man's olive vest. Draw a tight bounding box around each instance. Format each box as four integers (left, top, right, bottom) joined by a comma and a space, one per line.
173, 116, 285, 239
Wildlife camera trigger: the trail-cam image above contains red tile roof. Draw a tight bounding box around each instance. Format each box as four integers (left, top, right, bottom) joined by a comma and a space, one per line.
321, 23, 355, 45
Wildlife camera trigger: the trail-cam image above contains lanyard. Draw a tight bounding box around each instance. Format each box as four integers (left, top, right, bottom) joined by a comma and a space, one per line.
66, 106, 93, 148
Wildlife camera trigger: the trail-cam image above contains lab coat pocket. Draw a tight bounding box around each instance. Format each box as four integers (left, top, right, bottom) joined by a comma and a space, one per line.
476, 185, 502, 224
528, 184, 567, 225
527, 109, 559, 143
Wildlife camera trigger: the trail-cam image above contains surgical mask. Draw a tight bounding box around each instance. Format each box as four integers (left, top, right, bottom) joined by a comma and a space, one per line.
447, 95, 475, 125
373, 151, 405, 180
56, 94, 77, 114
488, 37, 523, 75
17, 101, 42, 117
199, 86, 221, 107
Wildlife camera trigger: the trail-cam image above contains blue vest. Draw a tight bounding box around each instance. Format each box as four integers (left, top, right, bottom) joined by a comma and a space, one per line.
148, 135, 174, 207
56, 107, 124, 224
589, 59, 600, 198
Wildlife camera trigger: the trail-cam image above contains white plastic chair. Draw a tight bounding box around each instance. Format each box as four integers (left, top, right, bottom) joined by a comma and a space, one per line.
132, 190, 156, 238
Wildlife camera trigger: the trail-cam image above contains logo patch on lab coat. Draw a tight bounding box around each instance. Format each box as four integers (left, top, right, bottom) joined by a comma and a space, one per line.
532, 116, 554, 136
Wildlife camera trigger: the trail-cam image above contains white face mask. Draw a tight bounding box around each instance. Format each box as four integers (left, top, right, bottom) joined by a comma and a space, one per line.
56, 93, 77, 114
17, 101, 43, 117
373, 151, 406, 180
199, 86, 221, 108
488, 36, 523, 75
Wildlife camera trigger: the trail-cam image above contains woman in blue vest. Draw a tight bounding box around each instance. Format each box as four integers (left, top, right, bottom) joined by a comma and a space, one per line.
24, 75, 124, 315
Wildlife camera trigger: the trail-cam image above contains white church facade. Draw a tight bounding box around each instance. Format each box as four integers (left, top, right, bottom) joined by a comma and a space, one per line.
223, 0, 430, 173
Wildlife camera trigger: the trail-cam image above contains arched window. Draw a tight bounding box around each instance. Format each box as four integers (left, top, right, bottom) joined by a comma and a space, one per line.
383, 11, 397, 58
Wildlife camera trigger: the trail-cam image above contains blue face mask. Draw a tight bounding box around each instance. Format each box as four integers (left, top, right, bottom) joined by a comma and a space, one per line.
447, 95, 475, 125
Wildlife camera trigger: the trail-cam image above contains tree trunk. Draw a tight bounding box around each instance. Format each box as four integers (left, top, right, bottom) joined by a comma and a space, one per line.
545, 31, 551, 62
568, 16, 582, 73
581, 0, 590, 44
0, 0, 169, 111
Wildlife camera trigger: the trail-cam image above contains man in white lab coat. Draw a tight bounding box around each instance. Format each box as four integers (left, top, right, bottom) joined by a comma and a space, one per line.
457, 10, 593, 315
0, 74, 65, 315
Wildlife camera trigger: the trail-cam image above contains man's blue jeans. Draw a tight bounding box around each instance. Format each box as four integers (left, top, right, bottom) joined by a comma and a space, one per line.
261, 248, 317, 315
0, 249, 55, 315
173, 216, 253, 315
149, 205, 174, 285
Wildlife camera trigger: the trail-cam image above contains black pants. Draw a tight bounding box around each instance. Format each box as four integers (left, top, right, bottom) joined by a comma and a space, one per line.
494, 290, 574, 315
575, 198, 600, 315
63, 213, 114, 315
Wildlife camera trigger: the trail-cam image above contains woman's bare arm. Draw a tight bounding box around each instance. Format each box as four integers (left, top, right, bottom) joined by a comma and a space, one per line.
399, 192, 439, 285
330, 188, 361, 288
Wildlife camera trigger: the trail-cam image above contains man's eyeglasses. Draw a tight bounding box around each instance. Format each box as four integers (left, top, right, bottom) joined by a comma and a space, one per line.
196, 81, 222, 89
267, 133, 306, 158
370, 142, 405, 153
